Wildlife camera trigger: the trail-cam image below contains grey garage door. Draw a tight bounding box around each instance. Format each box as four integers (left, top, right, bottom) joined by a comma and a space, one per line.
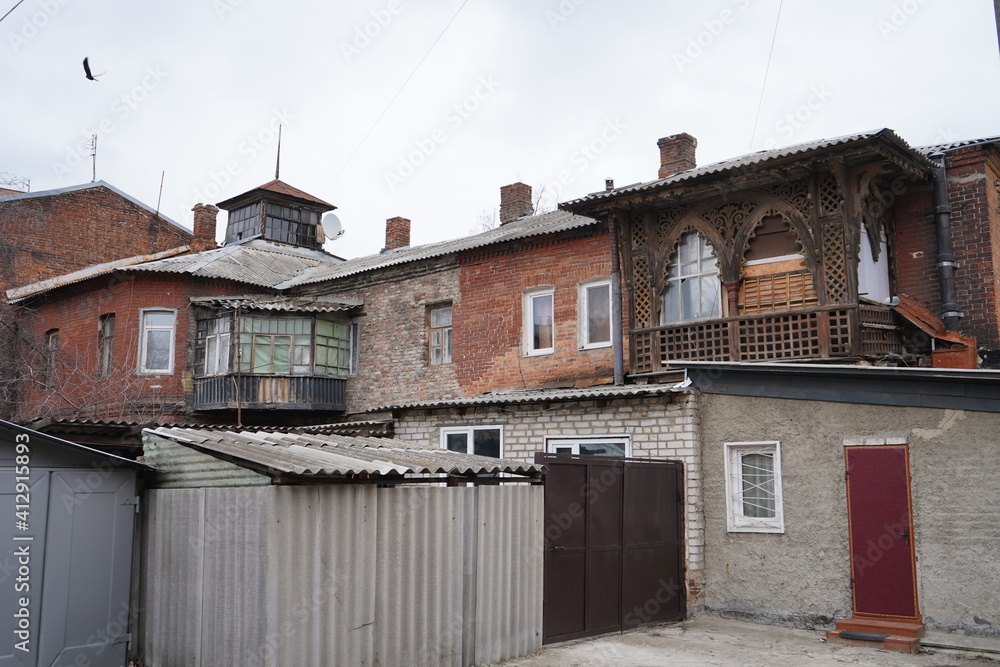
1, 423, 139, 667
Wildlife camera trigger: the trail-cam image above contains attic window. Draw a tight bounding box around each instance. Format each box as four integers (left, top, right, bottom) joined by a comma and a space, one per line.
264, 203, 319, 248
226, 203, 260, 244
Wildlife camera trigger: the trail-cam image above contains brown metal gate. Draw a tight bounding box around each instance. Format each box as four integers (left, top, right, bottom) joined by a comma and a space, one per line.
535, 454, 685, 644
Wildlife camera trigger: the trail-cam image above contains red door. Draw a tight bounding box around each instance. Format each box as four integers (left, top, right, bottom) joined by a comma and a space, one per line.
844, 446, 920, 619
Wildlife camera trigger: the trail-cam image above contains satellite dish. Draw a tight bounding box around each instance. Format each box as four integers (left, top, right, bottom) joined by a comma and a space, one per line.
321, 213, 344, 240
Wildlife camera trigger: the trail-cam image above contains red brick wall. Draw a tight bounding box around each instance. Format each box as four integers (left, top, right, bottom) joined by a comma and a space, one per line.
894, 146, 1000, 348
893, 187, 939, 309
0, 185, 192, 293
455, 223, 624, 395
16, 273, 247, 422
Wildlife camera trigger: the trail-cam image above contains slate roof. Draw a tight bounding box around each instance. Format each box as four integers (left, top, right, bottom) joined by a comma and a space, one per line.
364, 378, 690, 412
916, 136, 1000, 156
283, 208, 598, 288
189, 294, 363, 312
564, 128, 936, 208
146, 427, 543, 479
123, 240, 341, 288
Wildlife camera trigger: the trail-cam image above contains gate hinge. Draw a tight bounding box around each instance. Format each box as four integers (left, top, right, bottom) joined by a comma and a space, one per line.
112, 632, 132, 645
122, 496, 140, 513
844, 469, 849, 480
849, 578, 855, 586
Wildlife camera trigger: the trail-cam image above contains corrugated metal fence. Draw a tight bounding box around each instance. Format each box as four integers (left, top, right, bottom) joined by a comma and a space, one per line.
141, 484, 542, 667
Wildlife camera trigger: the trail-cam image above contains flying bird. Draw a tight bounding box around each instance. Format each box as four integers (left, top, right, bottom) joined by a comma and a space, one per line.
82, 57, 102, 81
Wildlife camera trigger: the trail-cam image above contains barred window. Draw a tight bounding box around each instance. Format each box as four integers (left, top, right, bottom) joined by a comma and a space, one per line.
725, 441, 784, 533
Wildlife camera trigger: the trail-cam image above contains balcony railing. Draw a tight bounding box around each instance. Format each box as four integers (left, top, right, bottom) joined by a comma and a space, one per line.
192, 374, 347, 411
631, 304, 903, 373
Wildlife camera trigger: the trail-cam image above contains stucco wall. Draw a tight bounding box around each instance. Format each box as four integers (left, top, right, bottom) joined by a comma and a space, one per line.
699, 393, 1000, 635
391, 391, 709, 603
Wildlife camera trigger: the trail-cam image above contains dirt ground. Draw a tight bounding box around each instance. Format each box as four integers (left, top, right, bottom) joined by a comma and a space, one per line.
493, 617, 999, 667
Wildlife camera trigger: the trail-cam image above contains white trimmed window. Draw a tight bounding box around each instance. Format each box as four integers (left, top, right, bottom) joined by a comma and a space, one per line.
139, 309, 176, 375
725, 441, 784, 533
547, 435, 630, 457
662, 232, 722, 323
579, 280, 612, 349
441, 425, 503, 458
524, 288, 554, 355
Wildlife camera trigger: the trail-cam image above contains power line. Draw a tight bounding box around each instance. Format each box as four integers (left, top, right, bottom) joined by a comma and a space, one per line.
747, 0, 784, 153
325, 0, 471, 193
0, 0, 26, 25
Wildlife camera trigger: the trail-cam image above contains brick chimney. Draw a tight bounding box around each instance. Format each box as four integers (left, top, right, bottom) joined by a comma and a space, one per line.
384, 216, 410, 251
191, 203, 219, 252
499, 182, 533, 224
657, 133, 697, 179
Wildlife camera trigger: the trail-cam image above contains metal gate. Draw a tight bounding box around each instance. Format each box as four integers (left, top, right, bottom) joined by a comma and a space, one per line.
536, 454, 685, 644
1, 422, 141, 667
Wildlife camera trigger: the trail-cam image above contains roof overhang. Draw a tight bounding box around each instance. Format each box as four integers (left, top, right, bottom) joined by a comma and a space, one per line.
145, 427, 544, 483
563, 129, 936, 216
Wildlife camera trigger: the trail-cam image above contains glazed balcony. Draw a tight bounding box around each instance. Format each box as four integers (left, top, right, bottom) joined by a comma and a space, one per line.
192, 374, 347, 411
630, 303, 902, 373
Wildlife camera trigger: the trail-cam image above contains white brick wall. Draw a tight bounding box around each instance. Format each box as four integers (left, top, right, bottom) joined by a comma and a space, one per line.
393, 391, 707, 595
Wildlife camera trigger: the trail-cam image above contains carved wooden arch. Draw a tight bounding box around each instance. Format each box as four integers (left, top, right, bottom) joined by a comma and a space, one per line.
671, 191, 819, 283
659, 216, 728, 273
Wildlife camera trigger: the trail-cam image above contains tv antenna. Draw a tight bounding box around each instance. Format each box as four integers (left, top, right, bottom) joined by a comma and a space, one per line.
90, 133, 97, 182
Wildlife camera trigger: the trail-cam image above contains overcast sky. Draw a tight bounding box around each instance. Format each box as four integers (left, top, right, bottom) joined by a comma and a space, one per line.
3, 0, 998, 259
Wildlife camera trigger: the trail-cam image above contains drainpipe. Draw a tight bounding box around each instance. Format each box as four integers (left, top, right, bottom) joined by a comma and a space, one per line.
608, 211, 625, 385
930, 152, 962, 331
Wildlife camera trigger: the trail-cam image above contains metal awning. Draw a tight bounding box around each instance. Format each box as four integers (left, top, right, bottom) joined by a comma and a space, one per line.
145, 427, 543, 483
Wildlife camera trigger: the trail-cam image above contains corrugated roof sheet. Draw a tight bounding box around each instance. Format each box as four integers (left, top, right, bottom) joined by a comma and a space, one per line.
7, 246, 192, 302
916, 136, 1000, 155
190, 294, 363, 312
124, 241, 338, 288
145, 427, 543, 478
564, 128, 935, 207
365, 378, 690, 412
283, 209, 598, 287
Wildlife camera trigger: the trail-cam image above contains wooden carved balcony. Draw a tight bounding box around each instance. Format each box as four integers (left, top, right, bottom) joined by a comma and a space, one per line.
631, 304, 904, 373
193, 374, 347, 411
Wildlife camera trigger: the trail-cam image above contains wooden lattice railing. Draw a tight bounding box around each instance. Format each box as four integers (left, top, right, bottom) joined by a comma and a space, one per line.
631, 304, 901, 372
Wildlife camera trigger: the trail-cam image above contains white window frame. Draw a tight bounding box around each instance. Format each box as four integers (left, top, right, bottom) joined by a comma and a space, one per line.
440, 425, 504, 458
546, 434, 631, 457
661, 232, 722, 324
724, 441, 785, 533
523, 287, 555, 356
138, 308, 176, 375
349, 320, 360, 375
579, 279, 612, 350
